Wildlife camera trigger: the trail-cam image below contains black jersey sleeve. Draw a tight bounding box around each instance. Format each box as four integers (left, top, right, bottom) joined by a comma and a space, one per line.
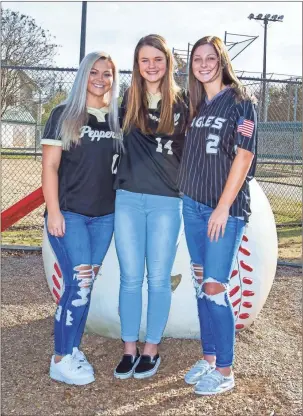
41, 105, 65, 146
234, 100, 257, 154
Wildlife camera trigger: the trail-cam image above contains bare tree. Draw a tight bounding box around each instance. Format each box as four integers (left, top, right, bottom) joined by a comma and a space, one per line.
173, 53, 188, 90
1, 8, 59, 117
173, 53, 187, 72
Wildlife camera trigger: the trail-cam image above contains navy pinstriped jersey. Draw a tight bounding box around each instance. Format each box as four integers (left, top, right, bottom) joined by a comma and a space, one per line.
114, 91, 188, 198
177, 87, 257, 221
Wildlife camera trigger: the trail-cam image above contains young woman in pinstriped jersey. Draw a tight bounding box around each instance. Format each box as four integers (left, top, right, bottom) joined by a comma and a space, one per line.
177, 36, 258, 395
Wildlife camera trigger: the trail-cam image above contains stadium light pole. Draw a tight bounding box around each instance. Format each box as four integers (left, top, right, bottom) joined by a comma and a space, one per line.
248, 13, 284, 121
79, 1, 87, 63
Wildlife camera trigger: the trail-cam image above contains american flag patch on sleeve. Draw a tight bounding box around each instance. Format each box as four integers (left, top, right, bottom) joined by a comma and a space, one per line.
237, 117, 254, 138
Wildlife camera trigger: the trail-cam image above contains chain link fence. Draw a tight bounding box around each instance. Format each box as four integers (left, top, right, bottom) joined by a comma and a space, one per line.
1, 65, 302, 261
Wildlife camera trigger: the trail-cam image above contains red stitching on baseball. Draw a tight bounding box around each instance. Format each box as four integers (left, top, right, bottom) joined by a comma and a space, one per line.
243, 290, 255, 297
231, 270, 238, 278
240, 260, 253, 272
242, 301, 252, 308
234, 311, 238, 316
242, 235, 248, 242
232, 298, 241, 307
52, 274, 61, 290
239, 313, 250, 319
239, 246, 251, 256
54, 262, 62, 278
229, 285, 240, 297
52, 288, 60, 304
236, 323, 245, 330
243, 278, 253, 284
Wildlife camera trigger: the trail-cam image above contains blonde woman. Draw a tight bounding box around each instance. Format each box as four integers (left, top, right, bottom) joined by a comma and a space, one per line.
178, 36, 257, 395
42, 52, 121, 385
113, 34, 188, 379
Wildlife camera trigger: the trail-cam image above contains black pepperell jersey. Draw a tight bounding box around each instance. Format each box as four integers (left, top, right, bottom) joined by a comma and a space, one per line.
114, 90, 188, 198
41, 105, 120, 217
177, 87, 257, 222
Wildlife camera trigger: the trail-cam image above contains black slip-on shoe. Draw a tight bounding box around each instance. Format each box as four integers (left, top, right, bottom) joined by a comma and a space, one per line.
133, 354, 161, 379
113, 348, 140, 379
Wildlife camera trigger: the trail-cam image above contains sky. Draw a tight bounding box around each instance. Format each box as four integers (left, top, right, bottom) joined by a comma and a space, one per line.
3, 1, 302, 77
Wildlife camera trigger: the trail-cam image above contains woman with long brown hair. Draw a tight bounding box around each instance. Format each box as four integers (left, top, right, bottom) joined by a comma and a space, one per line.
178, 36, 257, 395
113, 34, 188, 379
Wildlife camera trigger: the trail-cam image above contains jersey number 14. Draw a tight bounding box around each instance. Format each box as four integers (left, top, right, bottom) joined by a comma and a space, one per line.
156, 138, 173, 155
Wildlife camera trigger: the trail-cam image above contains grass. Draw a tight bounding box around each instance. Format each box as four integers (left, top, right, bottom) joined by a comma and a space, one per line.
277, 226, 302, 263
2, 228, 43, 247
257, 164, 302, 177
2, 225, 302, 265
1, 149, 41, 160
1, 155, 39, 160
267, 195, 302, 224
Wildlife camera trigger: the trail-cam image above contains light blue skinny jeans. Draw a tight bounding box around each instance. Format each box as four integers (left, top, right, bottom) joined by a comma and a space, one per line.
114, 189, 183, 344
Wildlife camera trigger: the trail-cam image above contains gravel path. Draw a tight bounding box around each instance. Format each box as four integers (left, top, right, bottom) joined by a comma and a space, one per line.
1, 251, 302, 416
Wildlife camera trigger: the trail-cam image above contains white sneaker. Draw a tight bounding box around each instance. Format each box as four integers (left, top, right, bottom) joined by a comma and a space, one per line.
72, 347, 94, 373
49, 354, 95, 385
194, 369, 235, 395
184, 359, 215, 385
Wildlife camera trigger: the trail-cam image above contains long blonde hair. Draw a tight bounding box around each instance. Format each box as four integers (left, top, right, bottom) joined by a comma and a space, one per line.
123, 34, 181, 135
56, 52, 121, 150
188, 36, 253, 122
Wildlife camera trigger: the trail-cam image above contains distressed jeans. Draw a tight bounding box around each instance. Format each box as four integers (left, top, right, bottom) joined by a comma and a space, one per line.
182, 195, 245, 368
114, 189, 183, 344
46, 210, 114, 355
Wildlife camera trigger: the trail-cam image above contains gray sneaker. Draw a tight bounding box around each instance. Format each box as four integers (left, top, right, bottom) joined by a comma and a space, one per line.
184, 359, 215, 385
194, 369, 235, 395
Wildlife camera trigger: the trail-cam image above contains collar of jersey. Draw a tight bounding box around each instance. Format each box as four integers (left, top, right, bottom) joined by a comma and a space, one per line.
147, 91, 162, 110
87, 106, 109, 122
205, 86, 232, 105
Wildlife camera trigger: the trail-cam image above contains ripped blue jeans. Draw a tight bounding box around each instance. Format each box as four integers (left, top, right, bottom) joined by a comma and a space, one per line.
182, 195, 245, 368
46, 211, 114, 356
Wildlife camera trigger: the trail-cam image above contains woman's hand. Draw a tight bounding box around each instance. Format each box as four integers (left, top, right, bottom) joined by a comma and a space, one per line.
207, 204, 229, 242
47, 211, 65, 237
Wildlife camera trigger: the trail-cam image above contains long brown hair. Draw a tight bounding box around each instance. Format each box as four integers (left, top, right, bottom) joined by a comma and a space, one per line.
123, 34, 180, 135
188, 36, 253, 122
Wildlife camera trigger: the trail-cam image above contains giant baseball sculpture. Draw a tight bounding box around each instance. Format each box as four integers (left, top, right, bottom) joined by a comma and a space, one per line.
42, 178, 278, 338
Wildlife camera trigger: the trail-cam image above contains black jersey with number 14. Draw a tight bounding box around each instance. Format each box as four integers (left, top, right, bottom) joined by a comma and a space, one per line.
114, 92, 188, 198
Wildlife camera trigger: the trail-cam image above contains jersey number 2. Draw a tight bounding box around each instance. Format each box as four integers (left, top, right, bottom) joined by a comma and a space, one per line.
156, 138, 173, 155
206, 133, 220, 154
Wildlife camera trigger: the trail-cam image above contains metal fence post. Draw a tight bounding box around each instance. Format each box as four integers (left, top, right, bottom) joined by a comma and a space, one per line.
287, 84, 292, 121
264, 82, 269, 122
293, 84, 298, 122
